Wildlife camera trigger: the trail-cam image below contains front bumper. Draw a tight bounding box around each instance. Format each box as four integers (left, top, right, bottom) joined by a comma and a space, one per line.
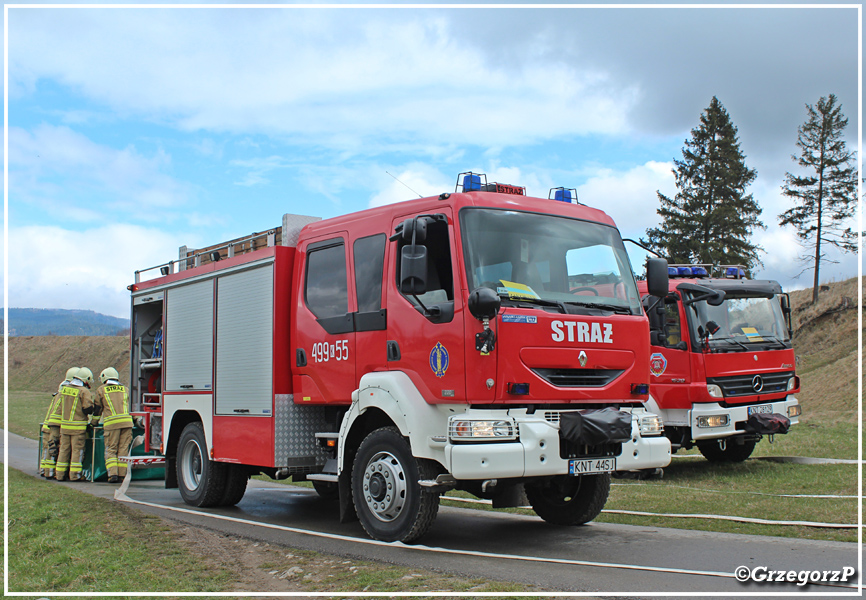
690, 395, 800, 441
443, 407, 671, 480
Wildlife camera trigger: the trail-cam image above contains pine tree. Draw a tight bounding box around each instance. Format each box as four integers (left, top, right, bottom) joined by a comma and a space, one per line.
643, 97, 763, 271
779, 94, 857, 304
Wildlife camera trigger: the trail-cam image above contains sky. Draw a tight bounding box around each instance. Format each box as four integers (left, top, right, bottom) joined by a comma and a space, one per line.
5, 2, 862, 319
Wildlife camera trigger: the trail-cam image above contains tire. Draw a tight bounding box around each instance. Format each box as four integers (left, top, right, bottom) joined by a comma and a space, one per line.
177, 422, 227, 507
525, 473, 611, 526
312, 479, 339, 500
219, 464, 249, 507
351, 426, 439, 543
697, 438, 756, 462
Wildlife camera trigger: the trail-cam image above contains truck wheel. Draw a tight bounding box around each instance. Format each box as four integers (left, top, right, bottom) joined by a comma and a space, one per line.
525, 473, 611, 526
697, 438, 756, 462
312, 480, 339, 500
352, 426, 439, 543
219, 464, 249, 506
177, 422, 226, 507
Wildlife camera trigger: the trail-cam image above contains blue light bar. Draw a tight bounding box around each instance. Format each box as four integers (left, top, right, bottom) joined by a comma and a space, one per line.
463, 174, 482, 191
691, 266, 708, 277
677, 267, 692, 276
554, 189, 573, 203
668, 267, 678, 276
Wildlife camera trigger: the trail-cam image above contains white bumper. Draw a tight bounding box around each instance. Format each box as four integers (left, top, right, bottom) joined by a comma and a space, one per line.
690, 395, 800, 440
443, 407, 670, 480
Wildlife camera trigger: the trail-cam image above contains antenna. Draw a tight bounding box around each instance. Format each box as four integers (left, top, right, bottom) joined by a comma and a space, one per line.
386, 171, 423, 198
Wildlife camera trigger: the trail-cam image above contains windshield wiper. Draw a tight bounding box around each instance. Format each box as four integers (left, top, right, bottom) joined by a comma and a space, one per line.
564, 300, 633, 314
502, 296, 568, 314
710, 337, 750, 351
756, 335, 789, 349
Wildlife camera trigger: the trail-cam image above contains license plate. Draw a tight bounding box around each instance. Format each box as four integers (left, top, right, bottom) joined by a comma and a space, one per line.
569, 458, 616, 475
748, 404, 772, 416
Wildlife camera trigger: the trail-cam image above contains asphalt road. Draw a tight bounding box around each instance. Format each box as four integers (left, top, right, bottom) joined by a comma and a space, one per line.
4, 430, 861, 596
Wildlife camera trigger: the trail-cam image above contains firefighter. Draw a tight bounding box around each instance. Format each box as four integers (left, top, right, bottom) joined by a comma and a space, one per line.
94, 367, 133, 483
55, 367, 96, 482
40, 367, 79, 477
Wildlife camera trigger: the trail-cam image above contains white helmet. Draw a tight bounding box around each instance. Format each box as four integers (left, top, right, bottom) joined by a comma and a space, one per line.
100, 367, 120, 384
65, 367, 80, 381
76, 367, 94, 386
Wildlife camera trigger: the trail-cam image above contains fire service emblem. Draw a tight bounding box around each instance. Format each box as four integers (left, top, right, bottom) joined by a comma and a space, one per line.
650, 352, 667, 377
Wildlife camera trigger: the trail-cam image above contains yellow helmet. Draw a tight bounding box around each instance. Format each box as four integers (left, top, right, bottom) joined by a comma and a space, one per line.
65, 367, 80, 380
99, 367, 120, 384
77, 367, 94, 385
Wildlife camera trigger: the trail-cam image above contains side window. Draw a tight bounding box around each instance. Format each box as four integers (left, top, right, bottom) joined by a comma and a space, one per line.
354, 234, 386, 313
664, 301, 682, 346
305, 241, 348, 320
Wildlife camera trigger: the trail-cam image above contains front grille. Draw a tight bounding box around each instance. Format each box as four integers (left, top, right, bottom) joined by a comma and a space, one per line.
708, 371, 793, 398
532, 368, 623, 388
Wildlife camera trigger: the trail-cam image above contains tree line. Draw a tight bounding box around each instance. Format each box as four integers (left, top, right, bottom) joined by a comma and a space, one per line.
642, 94, 858, 304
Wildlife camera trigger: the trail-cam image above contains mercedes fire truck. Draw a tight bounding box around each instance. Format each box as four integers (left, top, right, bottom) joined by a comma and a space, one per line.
128, 172, 671, 542
637, 264, 801, 462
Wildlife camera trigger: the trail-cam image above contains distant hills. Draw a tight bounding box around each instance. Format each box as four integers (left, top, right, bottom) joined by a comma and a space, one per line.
3, 308, 130, 337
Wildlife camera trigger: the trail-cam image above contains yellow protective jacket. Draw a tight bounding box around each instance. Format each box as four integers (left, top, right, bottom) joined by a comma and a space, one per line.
41, 379, 69, 432
95, 381, 133, 430
59, 384, 94, 435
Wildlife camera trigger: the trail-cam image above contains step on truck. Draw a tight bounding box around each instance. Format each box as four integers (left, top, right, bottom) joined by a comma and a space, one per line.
128, 172, 672, 542
636, 264, 801, 462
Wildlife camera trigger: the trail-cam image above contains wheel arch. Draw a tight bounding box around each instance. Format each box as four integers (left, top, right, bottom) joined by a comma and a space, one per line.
165, 408, 209, 488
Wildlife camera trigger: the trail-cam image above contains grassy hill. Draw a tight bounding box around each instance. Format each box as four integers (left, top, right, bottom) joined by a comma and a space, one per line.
4, 308, 130, 337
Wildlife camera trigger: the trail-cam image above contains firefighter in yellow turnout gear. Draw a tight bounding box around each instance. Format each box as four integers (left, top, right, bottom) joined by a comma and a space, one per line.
94, 368, 133, 483
55, 367, 96, 481
40, 367, 79, 478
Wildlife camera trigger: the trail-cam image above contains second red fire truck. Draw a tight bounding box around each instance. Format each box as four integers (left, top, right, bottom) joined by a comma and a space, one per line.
128, 173, 672, 542
637, 264, 801, 461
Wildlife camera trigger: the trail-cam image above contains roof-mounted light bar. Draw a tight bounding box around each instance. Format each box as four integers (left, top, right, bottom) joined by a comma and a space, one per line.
667, 264, 712, 278
455, 172, 525, 195
718, 265, 748, 279
549, 187, 579, 205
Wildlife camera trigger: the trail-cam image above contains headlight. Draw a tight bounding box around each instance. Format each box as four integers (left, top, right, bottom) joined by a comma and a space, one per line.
449, 420, 517, 441
639, 415, 664, 437
696, 414, 730, 428
788, 405, 802, 417
787, 377, 797, 391
707, 384, 724, 398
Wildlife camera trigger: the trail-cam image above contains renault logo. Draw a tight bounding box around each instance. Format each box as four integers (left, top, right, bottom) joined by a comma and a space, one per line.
578, 350, 588, 367
752, 375, 764, 393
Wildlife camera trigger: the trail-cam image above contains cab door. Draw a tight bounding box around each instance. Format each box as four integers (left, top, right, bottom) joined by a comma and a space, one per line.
384, 208, 466, 402
646, 294, 692, 410
293, 234, 356, 404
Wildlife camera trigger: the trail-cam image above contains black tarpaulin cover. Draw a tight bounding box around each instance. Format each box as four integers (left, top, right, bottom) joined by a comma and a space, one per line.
559, 407, 632, 445
746, 413, 791, 435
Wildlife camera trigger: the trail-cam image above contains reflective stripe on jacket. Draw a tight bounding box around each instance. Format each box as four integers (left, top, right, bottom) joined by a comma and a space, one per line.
96, 383, 133, 430
60, 385, 93, 434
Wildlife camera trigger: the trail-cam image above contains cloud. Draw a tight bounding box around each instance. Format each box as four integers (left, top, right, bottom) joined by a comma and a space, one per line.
6, 224, 190, 318
9, 124, 195, 223
368, 165, 452, 207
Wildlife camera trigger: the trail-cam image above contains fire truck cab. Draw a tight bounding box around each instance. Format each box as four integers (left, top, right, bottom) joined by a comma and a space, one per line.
637, 264, 801, 462
129, 173, 672, 542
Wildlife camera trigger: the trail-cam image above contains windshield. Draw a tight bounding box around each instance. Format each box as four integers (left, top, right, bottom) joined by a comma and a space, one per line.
687, 295, 791, 347
460, 208, 642, 315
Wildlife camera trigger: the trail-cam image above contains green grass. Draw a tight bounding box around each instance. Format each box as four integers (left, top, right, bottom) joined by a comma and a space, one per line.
6, 468, 234, 594
6, 390, 54, 440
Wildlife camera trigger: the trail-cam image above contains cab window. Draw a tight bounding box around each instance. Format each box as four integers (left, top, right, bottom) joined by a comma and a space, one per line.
305, 240, 348, 320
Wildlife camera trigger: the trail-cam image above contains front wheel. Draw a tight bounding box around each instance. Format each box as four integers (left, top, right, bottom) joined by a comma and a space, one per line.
177, 422, 227, 507
525, 473, 611, 525
697, 437, 756, 462
351, 426, 439, 543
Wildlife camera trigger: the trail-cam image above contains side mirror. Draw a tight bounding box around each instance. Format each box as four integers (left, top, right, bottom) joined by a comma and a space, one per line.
705, 320, 721, 336
468, 287, 501, 321
401, 217, 427, 244
400, 245, 428, 295
645, 257, 669, 298
707, 290, 726, 306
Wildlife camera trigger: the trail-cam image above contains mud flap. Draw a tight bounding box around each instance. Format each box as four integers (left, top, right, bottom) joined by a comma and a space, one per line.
338, 468, 358, 523
560, 407, 632, 445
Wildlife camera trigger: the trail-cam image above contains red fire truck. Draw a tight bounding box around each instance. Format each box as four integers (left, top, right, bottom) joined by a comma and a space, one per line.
636, 264, 801, 462
128, 172, 671, 542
